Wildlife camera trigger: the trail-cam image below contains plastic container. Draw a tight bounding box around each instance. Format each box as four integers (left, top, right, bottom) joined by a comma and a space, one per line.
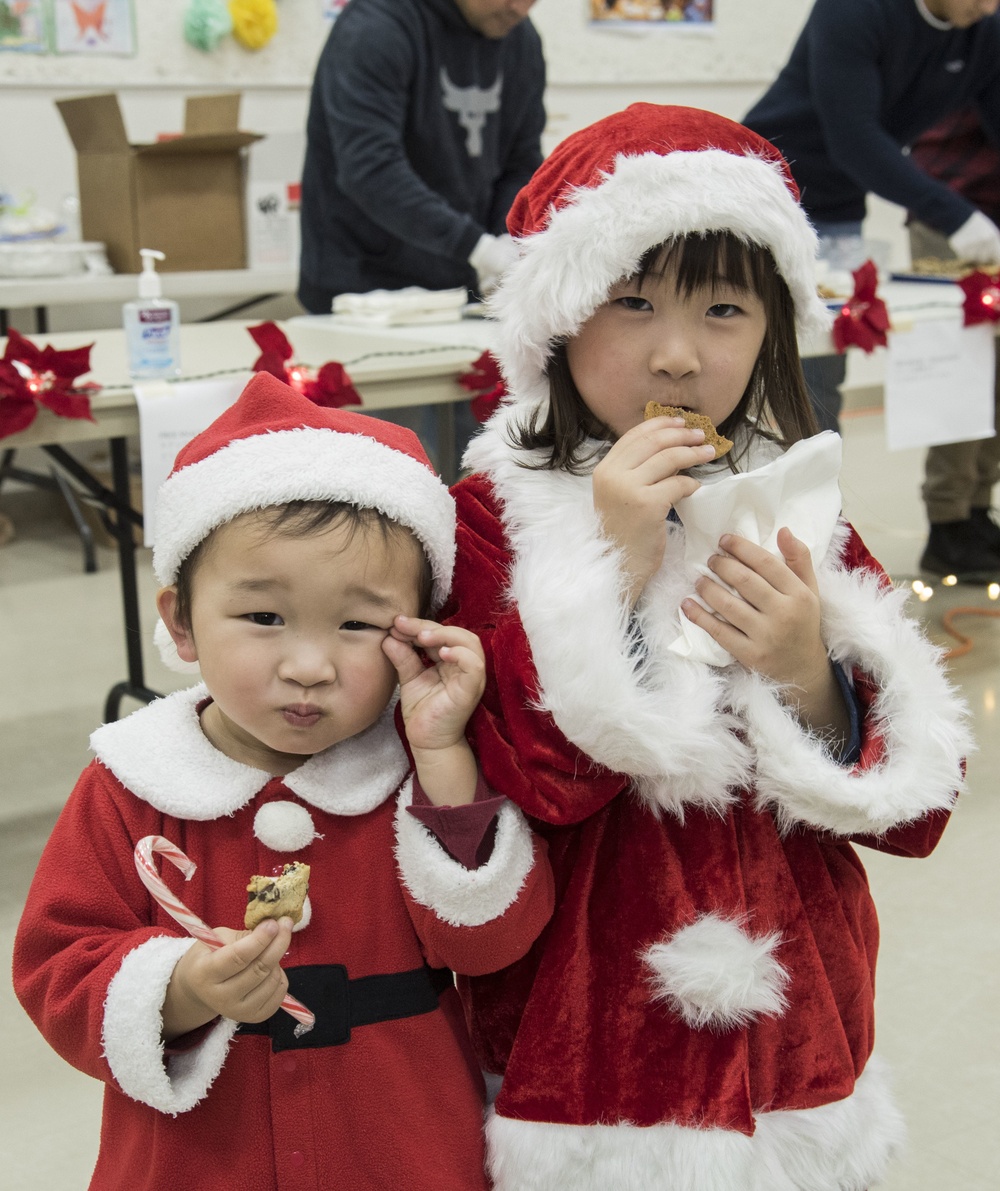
0, 240, 110, 278
122, 249, 181, 379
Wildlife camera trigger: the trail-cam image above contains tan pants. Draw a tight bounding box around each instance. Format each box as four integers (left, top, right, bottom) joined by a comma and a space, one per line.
909, 221, 1000, 522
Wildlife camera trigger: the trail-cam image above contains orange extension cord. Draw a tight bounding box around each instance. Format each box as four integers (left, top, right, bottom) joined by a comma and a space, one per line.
940, 605, 1000, 660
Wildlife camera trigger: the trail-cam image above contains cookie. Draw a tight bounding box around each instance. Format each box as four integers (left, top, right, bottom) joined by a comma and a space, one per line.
643, 401, 733, 460
245, 862, 311, 929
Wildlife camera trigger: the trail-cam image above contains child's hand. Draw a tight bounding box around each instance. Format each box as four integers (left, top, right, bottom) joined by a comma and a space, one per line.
681, 528, 849, 740
162, 918, 293, 1042
382, 617, 485, 806
592, 417, 717, 607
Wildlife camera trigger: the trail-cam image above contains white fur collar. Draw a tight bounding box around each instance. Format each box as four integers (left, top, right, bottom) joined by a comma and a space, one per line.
90, 685, 408, 820
463, 412, 967, 832
464, 410, 752, 815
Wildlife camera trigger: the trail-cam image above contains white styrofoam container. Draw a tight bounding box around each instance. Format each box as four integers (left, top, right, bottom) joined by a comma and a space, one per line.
0, 240, 110, 278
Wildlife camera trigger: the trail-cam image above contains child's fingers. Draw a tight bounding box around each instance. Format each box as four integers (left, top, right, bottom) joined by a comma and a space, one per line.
216, 919, 291, 979
381, 633, 426, 684
715, 534, 810, 598
394, 618, 486, 661
776, 526, 819, 594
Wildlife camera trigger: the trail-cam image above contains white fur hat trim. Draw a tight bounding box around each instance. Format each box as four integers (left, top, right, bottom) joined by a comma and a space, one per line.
491, 148, 831, 407
152, 425, 456, 609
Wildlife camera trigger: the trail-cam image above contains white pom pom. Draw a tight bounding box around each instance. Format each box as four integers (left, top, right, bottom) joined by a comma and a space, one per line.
153, 617, 200, 674
643, 913, 790, 1031
253, 801, 318, 852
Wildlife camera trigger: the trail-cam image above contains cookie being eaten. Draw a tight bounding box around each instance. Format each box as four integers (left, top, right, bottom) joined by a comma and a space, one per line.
644, 401, 733, 460
245, 862, 310, 929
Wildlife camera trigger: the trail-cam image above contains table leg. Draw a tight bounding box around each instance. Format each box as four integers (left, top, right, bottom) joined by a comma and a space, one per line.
436, 402, 457, 485
103, 436, 160, 721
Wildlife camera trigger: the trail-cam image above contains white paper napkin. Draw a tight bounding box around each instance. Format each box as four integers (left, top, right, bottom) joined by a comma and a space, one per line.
668, 431, 843, 666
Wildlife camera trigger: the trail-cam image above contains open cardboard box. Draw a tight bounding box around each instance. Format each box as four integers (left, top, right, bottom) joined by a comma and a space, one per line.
56, 92, 262, 274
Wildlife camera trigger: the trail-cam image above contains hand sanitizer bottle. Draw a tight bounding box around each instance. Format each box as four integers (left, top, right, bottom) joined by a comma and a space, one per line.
123, 249, 181, 378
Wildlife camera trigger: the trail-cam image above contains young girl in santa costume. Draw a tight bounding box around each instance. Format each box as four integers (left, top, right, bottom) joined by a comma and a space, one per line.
444, 104, 971, 1190
13, 372, 554, 1191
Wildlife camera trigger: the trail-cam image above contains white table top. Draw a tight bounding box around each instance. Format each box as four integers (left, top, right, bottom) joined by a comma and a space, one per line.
0, 267, 297, 310
3, 282, 986, 450
1, 317, 495, 449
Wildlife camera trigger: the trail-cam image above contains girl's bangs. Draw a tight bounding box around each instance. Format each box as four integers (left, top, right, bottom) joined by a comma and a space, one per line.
637, 232, 763, 297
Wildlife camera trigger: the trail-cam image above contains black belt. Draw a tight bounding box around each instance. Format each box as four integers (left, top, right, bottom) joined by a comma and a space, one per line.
238, 963, 453, 1051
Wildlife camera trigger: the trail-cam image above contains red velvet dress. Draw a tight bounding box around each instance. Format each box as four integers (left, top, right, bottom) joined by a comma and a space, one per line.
443, 419, 967, 1191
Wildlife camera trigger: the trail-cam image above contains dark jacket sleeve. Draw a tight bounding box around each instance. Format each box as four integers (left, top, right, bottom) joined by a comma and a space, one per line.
803, 0, 978, 234
318, 11, 483, 263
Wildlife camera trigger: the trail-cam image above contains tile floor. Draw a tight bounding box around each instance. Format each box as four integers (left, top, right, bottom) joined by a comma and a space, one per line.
1, 411, 998, 1190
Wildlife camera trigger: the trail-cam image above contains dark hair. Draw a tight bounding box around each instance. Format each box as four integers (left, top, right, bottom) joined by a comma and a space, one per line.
510, 231, 818, 472
172, 501, 433, 628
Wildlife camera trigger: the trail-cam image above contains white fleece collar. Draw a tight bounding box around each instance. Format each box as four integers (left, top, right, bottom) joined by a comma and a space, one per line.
90, 685, 408, 820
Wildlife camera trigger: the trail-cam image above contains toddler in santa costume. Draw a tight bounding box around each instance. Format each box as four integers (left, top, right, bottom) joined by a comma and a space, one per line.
13, 372, 554, 1191
444, 104, 971, 1189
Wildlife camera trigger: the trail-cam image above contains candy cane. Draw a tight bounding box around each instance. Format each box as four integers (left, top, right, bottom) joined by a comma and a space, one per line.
134, 835, 314, 1037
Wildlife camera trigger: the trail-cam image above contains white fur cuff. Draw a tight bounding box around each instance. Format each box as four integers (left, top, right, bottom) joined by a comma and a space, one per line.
732, 566, 970, 837
103, 935, 238, 1114
394, 778, 536, 927
643, 913, 789, 1031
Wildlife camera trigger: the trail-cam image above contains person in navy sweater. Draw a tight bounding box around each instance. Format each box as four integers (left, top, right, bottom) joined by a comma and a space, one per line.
298, 0, 545, 314
745, 0, 1000, 579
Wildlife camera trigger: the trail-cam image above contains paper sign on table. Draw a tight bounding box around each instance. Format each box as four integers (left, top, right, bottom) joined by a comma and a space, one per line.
134, 374, 252, 547
884, 319, 995, 451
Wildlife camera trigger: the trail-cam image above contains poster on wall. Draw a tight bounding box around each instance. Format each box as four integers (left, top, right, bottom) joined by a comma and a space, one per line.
590, 0, 713, 26
0, 0, 48, 52
53, 0, 136, 55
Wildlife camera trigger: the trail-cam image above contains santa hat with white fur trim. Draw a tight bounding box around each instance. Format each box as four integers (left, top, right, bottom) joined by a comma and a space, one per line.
489, 103, 831, 412
153, 370, 455, 626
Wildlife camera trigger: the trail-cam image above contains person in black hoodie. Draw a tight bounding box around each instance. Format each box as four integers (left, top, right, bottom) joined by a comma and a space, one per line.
744, 0, 1000, 580
298, 0, 545, 315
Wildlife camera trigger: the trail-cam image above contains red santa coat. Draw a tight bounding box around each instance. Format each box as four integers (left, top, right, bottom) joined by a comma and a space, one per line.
443, 412, 969, 1191
13, 686, 554, 1191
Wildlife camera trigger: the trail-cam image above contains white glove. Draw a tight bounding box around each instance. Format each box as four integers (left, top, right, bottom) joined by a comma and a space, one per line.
469, 233, 518, 296
947, 210, 1000, 266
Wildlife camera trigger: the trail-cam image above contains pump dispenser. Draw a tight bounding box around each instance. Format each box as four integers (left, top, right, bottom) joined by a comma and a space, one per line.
123, 249, 181, 378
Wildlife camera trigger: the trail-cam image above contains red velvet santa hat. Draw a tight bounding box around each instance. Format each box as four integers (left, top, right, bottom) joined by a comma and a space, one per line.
153, 372, 455, 607
488, 103, 830, 412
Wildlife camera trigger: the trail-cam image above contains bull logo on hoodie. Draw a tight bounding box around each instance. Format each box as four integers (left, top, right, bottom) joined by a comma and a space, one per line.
440, 68, 502, 158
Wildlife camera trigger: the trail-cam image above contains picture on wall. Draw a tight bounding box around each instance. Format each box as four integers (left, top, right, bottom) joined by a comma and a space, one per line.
590, 0, 713, 24
53, 0, 136, 55
0, 0, 48, 52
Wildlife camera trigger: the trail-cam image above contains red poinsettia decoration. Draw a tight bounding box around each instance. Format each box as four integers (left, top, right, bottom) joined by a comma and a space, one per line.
458, 350, 507, 423
0, 328, 99, 440
958, 270, 1000, 326
831, 259, 891, 354
247, 322, 361, 409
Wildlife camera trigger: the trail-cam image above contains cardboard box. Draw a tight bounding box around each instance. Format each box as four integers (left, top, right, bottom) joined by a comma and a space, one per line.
56, 92, 262, 274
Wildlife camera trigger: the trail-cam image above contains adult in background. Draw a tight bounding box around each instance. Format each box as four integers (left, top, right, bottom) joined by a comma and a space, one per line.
298, 0, 545, 315
908, 107, 1000, 579
743, 0, 1000, 576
